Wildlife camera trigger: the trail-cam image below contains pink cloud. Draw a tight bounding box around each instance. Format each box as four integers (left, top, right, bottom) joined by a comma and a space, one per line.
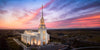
0, 0, 55, 29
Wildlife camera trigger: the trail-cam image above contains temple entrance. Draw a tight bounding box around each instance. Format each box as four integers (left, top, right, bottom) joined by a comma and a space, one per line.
32, 38, 37, 45
43, 42, 45, 45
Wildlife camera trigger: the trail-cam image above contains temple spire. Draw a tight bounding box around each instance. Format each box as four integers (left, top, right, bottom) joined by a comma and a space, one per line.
40, 4, 45, 25
42, 4, 43, 18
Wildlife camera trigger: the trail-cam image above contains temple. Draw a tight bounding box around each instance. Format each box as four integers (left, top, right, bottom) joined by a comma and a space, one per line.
21, 5, 50, 46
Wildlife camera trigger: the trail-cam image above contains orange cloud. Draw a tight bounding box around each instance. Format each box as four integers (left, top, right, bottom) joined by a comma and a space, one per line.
66, 15, 100, 28
70, 15, 100, 23
77, 15, 100, 21
46, 15, 100, 29
67, 22, 100, 28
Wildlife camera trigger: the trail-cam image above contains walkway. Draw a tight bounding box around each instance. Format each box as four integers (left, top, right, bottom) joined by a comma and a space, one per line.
13, 38, 30, 50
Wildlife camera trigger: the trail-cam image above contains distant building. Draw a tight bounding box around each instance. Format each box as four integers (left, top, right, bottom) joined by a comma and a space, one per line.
21, 5, 50, 46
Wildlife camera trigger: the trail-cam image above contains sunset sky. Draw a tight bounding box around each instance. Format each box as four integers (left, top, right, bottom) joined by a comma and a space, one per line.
0, 0, 100, 29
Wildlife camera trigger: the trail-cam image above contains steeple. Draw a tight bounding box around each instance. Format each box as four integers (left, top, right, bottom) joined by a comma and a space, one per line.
40, 4, 45, 25
38, 5, 48, 46
38, 5, 46, 30
42, 4, 43, 19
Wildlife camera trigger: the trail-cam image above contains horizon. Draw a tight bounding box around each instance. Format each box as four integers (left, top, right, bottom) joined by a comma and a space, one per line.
0, 27, 100, 30
0, 0, 100, 29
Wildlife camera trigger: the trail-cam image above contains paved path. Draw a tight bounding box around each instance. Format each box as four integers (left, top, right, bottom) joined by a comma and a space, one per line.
13, 38, 30, 50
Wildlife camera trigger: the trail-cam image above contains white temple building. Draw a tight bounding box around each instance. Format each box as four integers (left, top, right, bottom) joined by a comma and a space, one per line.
21, 5, 50, 46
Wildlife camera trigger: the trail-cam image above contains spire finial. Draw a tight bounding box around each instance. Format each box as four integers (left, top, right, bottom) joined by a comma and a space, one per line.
41, 4, 44, 21
42, 4, 43, 18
